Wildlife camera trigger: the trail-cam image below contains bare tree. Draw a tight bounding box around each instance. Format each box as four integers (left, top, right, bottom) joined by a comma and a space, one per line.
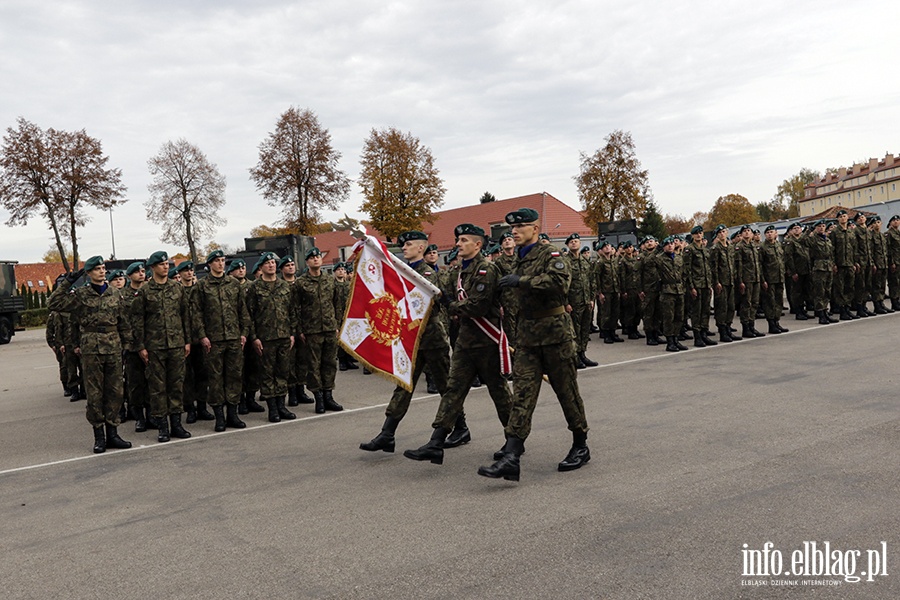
0, 118, 125, 270
249, 107, 350, 235
146, 139, 226, 263
358, 127, 445, 240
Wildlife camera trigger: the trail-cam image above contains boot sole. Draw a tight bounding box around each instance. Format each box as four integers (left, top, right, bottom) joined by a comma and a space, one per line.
402, 450, 443, 464
360, 443, 395, 453
477, 466, 519, 481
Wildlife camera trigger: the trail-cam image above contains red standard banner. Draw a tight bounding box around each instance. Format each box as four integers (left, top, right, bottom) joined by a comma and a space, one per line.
339, 235, 440, 391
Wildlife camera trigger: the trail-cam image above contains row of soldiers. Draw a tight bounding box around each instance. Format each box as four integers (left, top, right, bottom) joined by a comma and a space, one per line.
553, 210, 900, 353
48, 247, 351, 454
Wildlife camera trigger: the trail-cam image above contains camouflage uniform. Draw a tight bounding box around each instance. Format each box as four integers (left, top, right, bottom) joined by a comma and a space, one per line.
709, 240, 736, 330
829, 225, 855, 309
853, 225, 872, 309
888, 226, 900, 303
683, 240, 713, 335
130, 279, 191, 419
240, 278, 262, 400
120, 285, 149, 419
783, 234, 811, 314
295, 270, 340, 393
870, 226, 888, 304
639, 248, 662, 336
618, 253, 642, 336
760, 239, 785, 320
494, 253, 519, 347
383, 260, 451, 420
57, 308, 82, 395
656, 250, 685, 336
181, 283, 208, 416
734, 239, 761, 326
431, 254, 510, 430
565, 250, 594, 353
45, 310, 68, 393
505, 244, 588, 441
50, 279, 129, 427
246, 278, 296, 399
193, 273, 250, 408
805, 232, 834, 312
593, 253, 620, 337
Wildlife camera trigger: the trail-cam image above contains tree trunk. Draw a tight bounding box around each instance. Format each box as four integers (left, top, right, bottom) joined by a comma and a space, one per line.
184, 195, 196, 264
42, 199, 70, 272
68, 204, 80, 270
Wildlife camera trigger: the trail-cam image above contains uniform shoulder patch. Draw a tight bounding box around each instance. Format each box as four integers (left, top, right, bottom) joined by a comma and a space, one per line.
475, 283, 486, 292
477, 269, 487, 276
553, 261, 565, 269
550, 251, 560, 257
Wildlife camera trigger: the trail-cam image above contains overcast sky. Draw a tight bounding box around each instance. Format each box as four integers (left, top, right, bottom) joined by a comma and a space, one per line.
1, 0, 898, 263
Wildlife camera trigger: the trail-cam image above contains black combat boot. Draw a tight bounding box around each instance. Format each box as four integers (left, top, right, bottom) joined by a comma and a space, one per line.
157, 416, 170, 443
775, 321, 789, 333
105, 424, 132, 450
265, 398, 281, 422
196, 401, 214, 421
363, 366, 372, 375
646, 331, 658, 346
677, 325, 692, 340
478, 436, 524, 481
749, 321, 765, 337
185, 406, 197, 424
693, 332, 706, 347
338, 357, 348, 371
313, 391, 325, 414
119, 404, 129, 423
360, 415, 400, 452
493, 435, 527, 460
741, 322, 754, 339
700, 330, 717, 346
245, 392, 266, 413
674, 336, 689, 351
288, 386, 299, 407
632, 327, 645, 339
717, 326, 732, 342
322, 390, 343, 412
238, 396, 249, 415
345, 354, 359, 369
403, 427, 449, 464
728, 325, 742, 341
297, 385, 314, 404
425, 371, 439, 394
580, 352, 598, 367
276, 396, 296, 420
225, 404, 246, 429
133, 406, 147, 432
92, 426, 106, 454
444, 413, 471, 448
169, 413, 192, 439
874, 300, 888, 314
64, 387, 73, 397
840, 305, 855, 321
892, 298, 900, 312
611, 329, 624, 342
854, 303, 869, 318
212, 405, 227, 432
767, 319, 782, 334
575, 353, 586, 369
627, 326, 641, 340
665, 336, 679, 352
558, 431, 590, 472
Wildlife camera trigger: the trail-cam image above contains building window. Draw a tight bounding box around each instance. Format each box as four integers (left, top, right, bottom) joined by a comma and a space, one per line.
38, 280, 45, 287
893, 183, 896, 192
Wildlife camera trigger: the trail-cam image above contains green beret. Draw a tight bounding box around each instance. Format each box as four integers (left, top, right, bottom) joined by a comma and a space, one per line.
730, 231, 740, 240
597, 241, 610, 250
488, 244, 502, 254
397, 231, 428, 245
168, 267, 177, 279
714, 224, 727, 234
504, 207, 539, 225
739, 225, 752, 233
622, 240, 633, 248
444, 248, 458, 264
175, 260, 193, 273
662, 236, 674, 245
278, 255, 295, 269
226, 259, 245, 274
305, 247, 322, 260
500, 231, 514, 240
787, 223, 801, 231
253, 252, 279, 274
764, 225, 776, 233
690, 225, 703, 235
146, 250, 168, 267
866, 216, 878, 226
334, 262, 348, 271
106, 269, 124, 281
854, 212, 867, 221
83, 255, 104, 272
581, 246, 591, 254
890, 215, 900, 223
426, 244, 438, 253
205, 249, 225, 264
454, 223, 484, 237
751, 228, 760, 234
565, 232, 580, 244
538, 233, 550, 241
814, 219, 827, 227
125, 261, 144, 276
836, 209, 848, 216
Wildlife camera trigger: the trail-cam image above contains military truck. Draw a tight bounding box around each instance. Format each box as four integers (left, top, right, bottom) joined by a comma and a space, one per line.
0, 261, 27, 344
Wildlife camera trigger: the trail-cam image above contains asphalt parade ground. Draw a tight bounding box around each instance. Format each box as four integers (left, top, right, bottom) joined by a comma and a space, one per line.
0, 314, 898, 599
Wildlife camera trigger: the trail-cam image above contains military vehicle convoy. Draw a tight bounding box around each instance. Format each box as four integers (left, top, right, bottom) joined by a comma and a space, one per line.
0, 260, 26, 344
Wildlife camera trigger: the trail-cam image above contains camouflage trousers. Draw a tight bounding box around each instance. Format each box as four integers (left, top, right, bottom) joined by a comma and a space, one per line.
432, 343, 510, 431
854, 264, 871, 305
683, 291, 693, 329
242, 342, 260, 395
690, 287, 712, 332
811, 270, 833, 311
713, 285, 735, 327
63, 349, 81, 391
205, 339, 244, 407
737, 282, 760, 324
761, 282, 785, 320
124, 351, 149, 410
789, 274, 812, 313
505, 340, 588, 441
502, 310, 518, 352
387, 346, 450, 420
305, 332, 338, 392
147, 347, 186, 418
621, 291, 641, 331
833, 266, 855, 307
258, 337, 292, 399
870, 267, 887, 302
82, 353, 124, 428
659, 292, 684, 336
53, 348, 66, 388
889, 266, 900, 300
641, 291, 660, 334
288, 338, 309, 388
569, 303, 593, 353
599, 293, 620, 332
183, 342, 208, 412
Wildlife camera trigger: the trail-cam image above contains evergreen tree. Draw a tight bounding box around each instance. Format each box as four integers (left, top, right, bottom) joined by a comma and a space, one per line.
638, 199, 667, 240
